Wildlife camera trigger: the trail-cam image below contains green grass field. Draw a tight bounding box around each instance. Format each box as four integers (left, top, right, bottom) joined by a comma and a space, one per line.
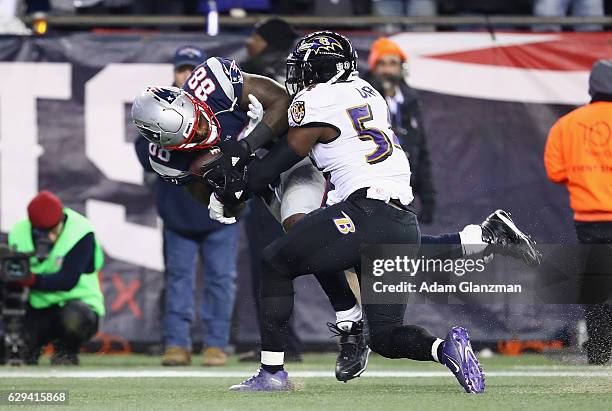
0, 353, 610, 411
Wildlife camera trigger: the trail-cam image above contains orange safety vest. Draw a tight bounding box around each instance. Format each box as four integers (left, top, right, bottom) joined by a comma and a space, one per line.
544, 101, 612, 221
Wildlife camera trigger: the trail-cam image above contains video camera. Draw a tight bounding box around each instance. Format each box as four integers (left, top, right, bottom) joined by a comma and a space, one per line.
0, 244, 33, 365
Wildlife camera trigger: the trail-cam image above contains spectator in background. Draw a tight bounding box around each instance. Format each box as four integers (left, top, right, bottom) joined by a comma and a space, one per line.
364, 37, 436, 224
534, 0, 605, 31
372, 0, 438, 32
8, 191, 104, 365
134, 45, 239, 367
241, 18, 299, 83
238, 18, 303, 363
544, 59, 612, 365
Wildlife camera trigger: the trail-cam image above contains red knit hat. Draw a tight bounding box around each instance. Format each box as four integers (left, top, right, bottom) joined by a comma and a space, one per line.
368, 37, 408, 71
27, 191, 64, 229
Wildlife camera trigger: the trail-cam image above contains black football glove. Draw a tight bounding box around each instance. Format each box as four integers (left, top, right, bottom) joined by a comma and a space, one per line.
218, 139, 253, 171
206, 167, 250, 207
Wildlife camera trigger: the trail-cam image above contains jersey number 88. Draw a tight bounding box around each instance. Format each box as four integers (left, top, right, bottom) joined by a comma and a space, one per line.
187, 67, 216, 102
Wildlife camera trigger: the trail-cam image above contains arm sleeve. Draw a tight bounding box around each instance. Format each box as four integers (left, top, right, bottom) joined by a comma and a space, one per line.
247, 136, 304, 195
544, 120, 567, 184
32, 232, 95, 292
134, 136, 154, 172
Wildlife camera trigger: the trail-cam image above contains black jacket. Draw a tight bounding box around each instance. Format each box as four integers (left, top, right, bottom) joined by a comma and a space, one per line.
364, 72, 436, 223
241, 48, 288, 83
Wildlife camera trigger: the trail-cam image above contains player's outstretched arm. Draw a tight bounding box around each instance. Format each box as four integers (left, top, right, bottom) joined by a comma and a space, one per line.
247, 125, 335, 195
240, 72, 292, 152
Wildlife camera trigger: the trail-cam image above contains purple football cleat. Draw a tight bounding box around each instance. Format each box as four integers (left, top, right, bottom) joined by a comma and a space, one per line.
441, 327, 485, 394
229, 368, 294, 392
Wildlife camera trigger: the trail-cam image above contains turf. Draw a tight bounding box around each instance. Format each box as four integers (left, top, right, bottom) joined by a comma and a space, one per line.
0, 353, 610, 411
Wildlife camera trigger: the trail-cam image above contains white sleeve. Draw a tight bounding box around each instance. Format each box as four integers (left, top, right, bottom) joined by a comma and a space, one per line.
288, 87, 337, 129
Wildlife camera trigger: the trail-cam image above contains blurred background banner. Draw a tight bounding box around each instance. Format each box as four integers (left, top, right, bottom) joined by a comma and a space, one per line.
0, 31, 610, 345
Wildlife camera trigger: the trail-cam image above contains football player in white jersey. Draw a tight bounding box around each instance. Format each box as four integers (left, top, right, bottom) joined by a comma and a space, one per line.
225, 31, 489, 393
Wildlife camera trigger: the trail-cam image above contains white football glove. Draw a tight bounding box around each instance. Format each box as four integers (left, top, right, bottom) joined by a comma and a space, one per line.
243, 93, 264, 137
208, 193, 237, 225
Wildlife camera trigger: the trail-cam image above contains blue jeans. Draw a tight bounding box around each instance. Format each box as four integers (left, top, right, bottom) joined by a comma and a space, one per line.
533, 0, 604, 31
163, 225, 239, 349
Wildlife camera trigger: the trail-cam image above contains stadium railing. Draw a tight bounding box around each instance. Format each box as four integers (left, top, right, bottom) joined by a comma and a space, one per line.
19, 14, 612, 30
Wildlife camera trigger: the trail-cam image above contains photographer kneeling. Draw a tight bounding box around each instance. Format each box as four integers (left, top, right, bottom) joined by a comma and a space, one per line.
8, 191, 104, 365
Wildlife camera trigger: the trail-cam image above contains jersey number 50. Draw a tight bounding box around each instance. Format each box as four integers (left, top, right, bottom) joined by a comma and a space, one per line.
187, 67, 216, 102
347, 104, 397, 164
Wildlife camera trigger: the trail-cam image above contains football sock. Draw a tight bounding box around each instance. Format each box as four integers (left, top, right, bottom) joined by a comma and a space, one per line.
459, 224, 488, 256
421, 233, 461, 244
431, 338, 445, 363
261, 351, 284, 373
335, 304, 362, 330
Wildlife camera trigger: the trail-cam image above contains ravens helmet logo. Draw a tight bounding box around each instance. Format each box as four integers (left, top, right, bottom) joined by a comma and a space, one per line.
297, 35, 344, 55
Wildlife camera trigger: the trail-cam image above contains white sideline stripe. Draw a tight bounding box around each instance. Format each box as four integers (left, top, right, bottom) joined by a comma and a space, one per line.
0, 370, 611, 379
512, 365, 612, 370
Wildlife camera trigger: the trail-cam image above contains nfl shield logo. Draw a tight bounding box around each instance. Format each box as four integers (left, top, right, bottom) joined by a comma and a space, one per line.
290, 101, 306, 124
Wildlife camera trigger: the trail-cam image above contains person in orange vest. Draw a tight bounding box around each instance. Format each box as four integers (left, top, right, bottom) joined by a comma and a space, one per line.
544, 59, 612, 365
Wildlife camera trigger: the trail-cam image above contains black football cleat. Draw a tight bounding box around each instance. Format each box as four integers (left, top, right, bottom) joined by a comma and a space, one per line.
328, 320, 370, 382
481, 209, 541, 266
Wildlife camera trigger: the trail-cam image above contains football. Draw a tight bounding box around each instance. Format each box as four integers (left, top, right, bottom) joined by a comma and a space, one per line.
188, 146, 223, 177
